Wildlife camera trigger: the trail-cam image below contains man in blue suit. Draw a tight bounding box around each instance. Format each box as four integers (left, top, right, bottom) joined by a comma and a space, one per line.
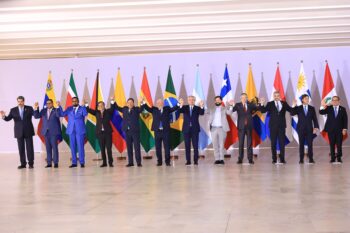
58, 97, 88, 168
178, 96, 205, 166
33, 99, 62, 168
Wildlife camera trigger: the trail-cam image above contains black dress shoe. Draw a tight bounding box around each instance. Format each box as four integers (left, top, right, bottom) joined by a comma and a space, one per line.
280, 160, 286, 164
299, 160, 304, 164
272, 160, 277, 164
214, 160, 220, 165
309, 159, 315, 164
17, 165, 26, 169
29, 165, 34, 169
100, 164, 107, 168
69, 164, 77, 168
126, 164, 134, 167
45, 165, 52, 168
156, 163, 162, 166
330, 159, 336, 163
249, 160, 254, 164
337, 158, 343, 163
185, 162, 191, 166
220, 160, 225, 165
194, 162, 198, 166
237, 160, 243, 164
166, 163, 171, 166
54, 164, 59, 168
109, 164, 114, 167
137, 164, 142, 167
80, 164, 85, 168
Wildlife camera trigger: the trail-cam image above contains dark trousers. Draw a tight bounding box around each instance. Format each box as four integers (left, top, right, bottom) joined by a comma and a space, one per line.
238, 127, 253, 161
184, 130, 199, 163
44, 133, 59, 165
155, 130, 170, 165
126, 130, 141, 165
17, 136, 34, 166
98, 132, 113, 165
328, 131, 343, 159
298, 129, 314, 161
270, 127, 286, 162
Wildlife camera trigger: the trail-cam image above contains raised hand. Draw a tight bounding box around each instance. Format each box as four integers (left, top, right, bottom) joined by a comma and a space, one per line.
259, 97, 265, 105
34, 102, 39, 109
343, 129, 347, 136
179, 98, 184, 106
110, 96, 114, 101
292, 99, 297, 106
199, 100, 204, 108
56, 101, 61, 107
321, 99, 327, 108
82, 100, 88, 106
0, 110, 5, 117
313, 128, 319, 134
228, 99, 235, 106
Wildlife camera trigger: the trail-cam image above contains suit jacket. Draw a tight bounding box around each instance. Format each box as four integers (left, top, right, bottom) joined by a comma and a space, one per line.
290, 105, 319, 131
3, 105, 35, 138
114, 103, 144, 133
34, 107, 62, 136
178, 105, 205, 133
86, 105, 115, 135
260, 101, 292, 129
58, 105, 88, 135
143, 104, 179, 132
208, 106, 232, 132
319, 105, 348, 132
231, 102, 260, 130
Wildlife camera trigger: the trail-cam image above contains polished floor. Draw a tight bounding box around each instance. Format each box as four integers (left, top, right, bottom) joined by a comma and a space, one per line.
0, 147, 350, 233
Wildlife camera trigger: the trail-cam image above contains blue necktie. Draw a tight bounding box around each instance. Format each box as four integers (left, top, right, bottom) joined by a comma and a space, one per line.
335, 107, 338, 117
20, 107, 23, 120
304, 106, 307, 115
190, 106, 193, 116
159, 109, 163, 129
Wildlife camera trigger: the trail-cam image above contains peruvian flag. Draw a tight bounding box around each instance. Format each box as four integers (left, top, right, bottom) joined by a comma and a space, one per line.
320, 61, 347, 142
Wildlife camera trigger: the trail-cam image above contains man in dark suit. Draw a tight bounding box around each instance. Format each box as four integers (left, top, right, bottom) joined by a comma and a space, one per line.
178, 96, 205, 166
1, 96, 35, 169
141, 98, 179, 166
229, 93, 262, 164
319, 96, 348, 163
85, 100, 116, 167
33, 99, 62, 168
290, 94, 319, 164
113, 97, 144, 167
58, 97, 88, 168
260, 91, 292, 164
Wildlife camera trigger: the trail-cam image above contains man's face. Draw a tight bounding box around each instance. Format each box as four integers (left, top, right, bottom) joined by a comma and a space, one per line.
332, 97, 340, 106
156, 99, 163, 109
127, 99, 134, 108
72, 98, 79, 107
302, 96, 309, 105
188, 97, 195, 105
46, 101, 53, 109
98, 102, 105, 111
240, 95, 247, 103
17, 99, 24, 107
215, 97, 222, 105
273, 93, 281, 101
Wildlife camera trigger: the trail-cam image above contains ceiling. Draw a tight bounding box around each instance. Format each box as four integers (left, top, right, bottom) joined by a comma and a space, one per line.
0, 0, 350, 59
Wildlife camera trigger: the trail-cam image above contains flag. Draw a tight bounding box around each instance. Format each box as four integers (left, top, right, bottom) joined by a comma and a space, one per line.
164, 66, 183, 150
292, 62, 312, 144
106, 78, 114, 108
320, 61, 347, 142
139, 68, 155, 153
220, 65, 238, 149
246, 64, 266, 147
111, 68, 127, 153
61, 72, 78, 147
265, 64, 291, 149
192, 65, 211, 150
37, 71, 62, 144
86, 72, 104, 153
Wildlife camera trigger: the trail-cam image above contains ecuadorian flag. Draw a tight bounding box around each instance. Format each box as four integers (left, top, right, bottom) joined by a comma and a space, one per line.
246, 64, 267, 147
164, 66, 183, 150
139, 68, 155, 153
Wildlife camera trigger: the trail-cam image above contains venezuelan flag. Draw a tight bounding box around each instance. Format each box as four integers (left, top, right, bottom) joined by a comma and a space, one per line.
111, 68, 127, 153
246, 64, 267, 147
37, 71, 62, 144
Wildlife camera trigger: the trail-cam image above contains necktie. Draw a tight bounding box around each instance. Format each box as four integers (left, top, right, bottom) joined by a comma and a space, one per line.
20, 107, 23, 120
159, 109, 163, 129
335, 107, 338, 117
304, 106, 307, 115
73, 107, 77, 115
190, 106, 193, 116
47, 109, 51, 119
244, 104, 247, 112
276, 101, 280, 112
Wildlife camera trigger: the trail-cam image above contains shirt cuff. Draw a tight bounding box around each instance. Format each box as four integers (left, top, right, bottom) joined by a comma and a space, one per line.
111, 101, 115, 104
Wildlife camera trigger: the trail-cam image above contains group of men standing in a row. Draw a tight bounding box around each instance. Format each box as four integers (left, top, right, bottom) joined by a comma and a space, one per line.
0, 90, 347, 169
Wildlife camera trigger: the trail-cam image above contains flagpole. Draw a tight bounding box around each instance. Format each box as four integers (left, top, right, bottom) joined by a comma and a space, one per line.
93, 69, 103, 162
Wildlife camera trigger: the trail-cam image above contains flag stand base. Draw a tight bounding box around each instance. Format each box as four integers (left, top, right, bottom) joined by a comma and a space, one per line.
224, 154, 231, 158
143, 155, 153, 159
199, 155, 205, 159
92, 158, 103, 161
253, 154, 258, 158
117, 157, 127, 160
170, 155, 179, 160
